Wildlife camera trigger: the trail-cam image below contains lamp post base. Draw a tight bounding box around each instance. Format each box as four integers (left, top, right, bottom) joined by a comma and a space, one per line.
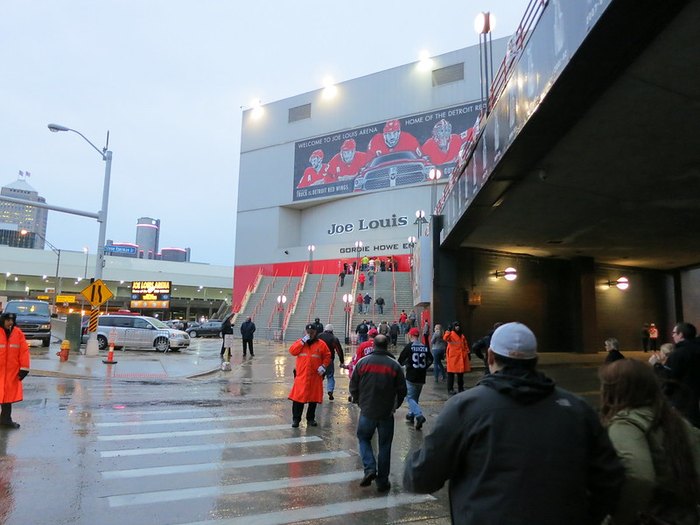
85, 333, 100, 357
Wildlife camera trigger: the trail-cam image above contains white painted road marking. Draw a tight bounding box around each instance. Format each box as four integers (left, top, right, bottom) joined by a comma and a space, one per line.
107, 470, 363, 507
96, 423, 292, 441
101, 450, 352, 479
179, 494, 437, 525
95, 414, 269, 427
99, 435, 322, 457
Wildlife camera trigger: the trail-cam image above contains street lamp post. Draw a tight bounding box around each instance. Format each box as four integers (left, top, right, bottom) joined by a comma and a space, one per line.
475, 12, 495, 113
354, 240, 363, 273
20, 229, 60, 311
342, 293, 353, 344
82, 247, 89, 279
414, 210, 428, 238
307, 244, 316, 274
276, 294, 287, 341
428, 168, 443, 214
49, 124, 113, 357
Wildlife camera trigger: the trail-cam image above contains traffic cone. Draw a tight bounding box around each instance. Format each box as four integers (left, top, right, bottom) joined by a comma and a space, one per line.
102, 341, 118, 364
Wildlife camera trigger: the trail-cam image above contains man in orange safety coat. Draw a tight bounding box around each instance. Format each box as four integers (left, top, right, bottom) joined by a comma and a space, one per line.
0, 312, 30, 429
288, 323, 331, 428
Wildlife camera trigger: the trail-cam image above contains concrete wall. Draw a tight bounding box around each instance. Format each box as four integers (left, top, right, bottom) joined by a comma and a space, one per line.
235, 40, 508, 270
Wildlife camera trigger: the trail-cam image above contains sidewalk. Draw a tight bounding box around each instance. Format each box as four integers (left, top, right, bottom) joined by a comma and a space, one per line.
28, 337, 650, 382
28, 345, 222, 381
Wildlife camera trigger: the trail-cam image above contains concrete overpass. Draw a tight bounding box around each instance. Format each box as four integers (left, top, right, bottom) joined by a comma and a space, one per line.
433, 0, 700, 352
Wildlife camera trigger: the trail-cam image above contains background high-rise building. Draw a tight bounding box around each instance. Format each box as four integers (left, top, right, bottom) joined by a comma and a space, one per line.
135, 217, 160, 259
0, 173, 48, 249
160, 247, 190, 262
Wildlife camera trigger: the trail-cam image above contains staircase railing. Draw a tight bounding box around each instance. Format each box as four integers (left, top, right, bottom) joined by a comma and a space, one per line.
233, 269, 263, 324
306, 275, 324, 324
251, 269, 277, 320
283, 266, 308, 337
267, 273, 295, 331
327, 274, 341, 325
391, 269, 398, 321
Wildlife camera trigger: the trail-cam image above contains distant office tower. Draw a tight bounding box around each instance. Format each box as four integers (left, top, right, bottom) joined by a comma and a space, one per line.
160, 247, 191, 262
135, 217, 160, 259
0, 173, 48, 249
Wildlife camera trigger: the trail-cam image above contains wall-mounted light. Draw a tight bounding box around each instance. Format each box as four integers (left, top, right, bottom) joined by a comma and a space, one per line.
321, 76, 338, 100
607, 276, 629, 290
250, 98, 264, 120
417, 50, 433, 72
494, 267, 517, 281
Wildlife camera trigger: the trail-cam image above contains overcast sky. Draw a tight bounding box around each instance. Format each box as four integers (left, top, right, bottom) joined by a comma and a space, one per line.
0, 0, 529, 266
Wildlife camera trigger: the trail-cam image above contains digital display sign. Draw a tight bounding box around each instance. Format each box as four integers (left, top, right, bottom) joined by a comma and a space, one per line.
130, 281, 171, 309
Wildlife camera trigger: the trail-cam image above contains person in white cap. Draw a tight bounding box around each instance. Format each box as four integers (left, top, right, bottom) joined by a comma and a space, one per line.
403, 322, 624, 525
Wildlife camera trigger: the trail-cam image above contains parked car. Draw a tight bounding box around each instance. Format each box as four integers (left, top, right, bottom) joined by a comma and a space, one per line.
81, 314, 189, 352
3, 300, 52, 346
165, 319, 184, 330
353, 151, 433, 191
186, 321, 223, 338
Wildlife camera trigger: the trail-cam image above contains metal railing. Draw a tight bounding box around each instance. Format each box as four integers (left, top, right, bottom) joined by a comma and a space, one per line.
391, 269, 398, 321
267, 273, 295, 332
251, 269, 277, 320
283, 266, 308, 334
436, 0, 546, 216
327, 275, 341, 324
306, 275, 324, 324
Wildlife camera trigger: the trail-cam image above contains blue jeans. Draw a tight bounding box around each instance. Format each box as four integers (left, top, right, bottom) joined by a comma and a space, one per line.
325, 360, 335, 393
357, 414, 395, 485
405, 381, 424, 418
358, 334, 368, 343
431, 348, 446, 381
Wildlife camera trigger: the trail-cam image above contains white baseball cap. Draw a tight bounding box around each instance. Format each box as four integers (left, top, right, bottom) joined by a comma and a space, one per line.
490, 322, 537, 359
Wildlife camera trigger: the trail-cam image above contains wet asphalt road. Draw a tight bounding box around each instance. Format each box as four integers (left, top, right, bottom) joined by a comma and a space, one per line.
0, 339, 603, 525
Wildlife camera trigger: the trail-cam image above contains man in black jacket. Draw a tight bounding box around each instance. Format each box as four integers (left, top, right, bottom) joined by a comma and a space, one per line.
403, 322, 624, 525
398, 328, 433, 430
667, 322, 700, 427
240, 317, 256, 357
317, 324, 345, 401
350, 335, 406, 493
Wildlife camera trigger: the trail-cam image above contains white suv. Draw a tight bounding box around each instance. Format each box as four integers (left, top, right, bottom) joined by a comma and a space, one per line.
90, 314, 190, 352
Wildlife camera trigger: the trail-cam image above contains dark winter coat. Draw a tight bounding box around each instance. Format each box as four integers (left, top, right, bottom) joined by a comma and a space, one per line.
349, 349, 406, 420
403, 367, 624, 525
239, 319, 255, 339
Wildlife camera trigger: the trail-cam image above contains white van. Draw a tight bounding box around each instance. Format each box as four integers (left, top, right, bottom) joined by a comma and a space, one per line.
88, 314, 190, 352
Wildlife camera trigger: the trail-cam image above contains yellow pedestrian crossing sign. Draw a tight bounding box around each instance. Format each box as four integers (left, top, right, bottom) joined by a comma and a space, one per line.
81, 279, 114, 307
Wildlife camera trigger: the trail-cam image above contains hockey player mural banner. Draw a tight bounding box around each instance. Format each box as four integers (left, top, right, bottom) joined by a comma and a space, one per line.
293, 101, 482, 202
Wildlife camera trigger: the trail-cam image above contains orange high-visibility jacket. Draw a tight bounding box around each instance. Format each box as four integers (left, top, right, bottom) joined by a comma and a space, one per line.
0, 327, 30, 403
288, 338, 331, 404
443, 330, 470, 373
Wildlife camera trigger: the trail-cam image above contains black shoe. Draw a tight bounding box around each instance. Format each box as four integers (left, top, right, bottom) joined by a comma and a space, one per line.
376, 481, 391, 493
243, 353, 247, 358
447, 390, 456, 395
307, 420, 318, 427
0, 420, 20, 429
250, 353, 255, 357
415, 415, 426, 430
405, 414, 415, 423
291, 420, 300, 428
327, 392, 334, 400
359, 472, 377, 487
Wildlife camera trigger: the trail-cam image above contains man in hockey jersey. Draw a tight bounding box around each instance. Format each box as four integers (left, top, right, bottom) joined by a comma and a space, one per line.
297, 149, 328, 188
398, 328, 433, 430
367, 119, 422, 157
327, 139, 369, 181
422, 119, 463, 166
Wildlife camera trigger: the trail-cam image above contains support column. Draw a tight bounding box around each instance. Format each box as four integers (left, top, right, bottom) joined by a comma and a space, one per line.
570, 257, 598, 354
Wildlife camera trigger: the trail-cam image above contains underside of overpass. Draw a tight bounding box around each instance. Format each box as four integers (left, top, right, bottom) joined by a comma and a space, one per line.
434, 0, 700, 351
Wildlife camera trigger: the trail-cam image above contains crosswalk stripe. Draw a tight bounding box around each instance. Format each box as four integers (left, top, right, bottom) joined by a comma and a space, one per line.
107, 469, 362, 507
99, 436, 323, 457
179, 494, 436, 525
97, 423, 291, 441
93, 408, 251, 418
95, 414, 269, 427
101, 450, 351, 479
